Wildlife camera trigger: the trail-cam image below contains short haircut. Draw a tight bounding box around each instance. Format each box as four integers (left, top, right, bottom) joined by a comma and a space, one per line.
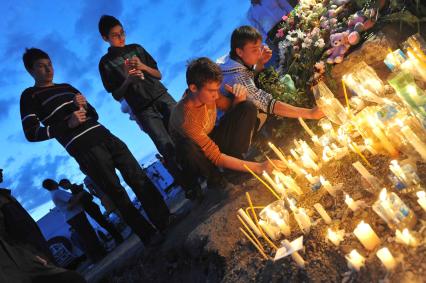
98, 15, 122, 37
230, 26, 262, 59
22, 48, 50, 72
42, 178, 58, 191
58, 179, 71, 187
186, 57, 223, 89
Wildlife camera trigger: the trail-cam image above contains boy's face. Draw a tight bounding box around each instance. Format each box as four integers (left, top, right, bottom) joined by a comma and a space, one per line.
236, 39, 262, 66
190, 81, 221, 105
30, 58, 54, 85
103, 25, 126, 47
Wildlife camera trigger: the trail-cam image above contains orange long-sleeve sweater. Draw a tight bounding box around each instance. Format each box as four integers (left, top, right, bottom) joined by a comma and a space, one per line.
169, 91, 231, 166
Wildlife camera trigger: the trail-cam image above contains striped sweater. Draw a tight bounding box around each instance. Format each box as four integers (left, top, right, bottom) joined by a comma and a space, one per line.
20, 83, 110, 156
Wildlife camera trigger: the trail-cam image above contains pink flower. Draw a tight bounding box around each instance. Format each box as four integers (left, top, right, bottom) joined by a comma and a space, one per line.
276, 28, 285, 38
282, 15, 288, 21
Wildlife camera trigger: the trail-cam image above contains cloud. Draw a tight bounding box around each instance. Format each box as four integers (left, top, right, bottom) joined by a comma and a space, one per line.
156, 40, 172, 63
0, 98, 15, 122
162, 59, 187, 83
7, 154, 71, 211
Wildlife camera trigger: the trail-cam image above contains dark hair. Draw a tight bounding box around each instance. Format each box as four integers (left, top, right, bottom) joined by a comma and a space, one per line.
42, 179, 58, 191
230, 26, 262, 59
58, 179, 71, 187
98, 15, 122, 37
186, 57, 223, 89
22, 48, 50, 72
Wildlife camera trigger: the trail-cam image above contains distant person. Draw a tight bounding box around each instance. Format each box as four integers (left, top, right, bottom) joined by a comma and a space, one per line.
0, 168, 54, 262
42, 178, 106, 263
219, 26, 324, 121
20, 48, 171, 247
247, 0, 294, 42
83, 176, 118, 216
169, 58, 286, 189
97, 15, 198, 200
59, 179, 123, 245
1, 179, 86, 283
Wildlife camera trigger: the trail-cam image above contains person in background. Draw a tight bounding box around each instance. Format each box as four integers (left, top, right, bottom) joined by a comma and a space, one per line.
42, 178, 106, 263
83, 176, 119, 217
59, 179, 124, 245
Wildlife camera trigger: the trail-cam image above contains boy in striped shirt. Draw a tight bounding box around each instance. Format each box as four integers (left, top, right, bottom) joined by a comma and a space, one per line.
20, 48, 170, 246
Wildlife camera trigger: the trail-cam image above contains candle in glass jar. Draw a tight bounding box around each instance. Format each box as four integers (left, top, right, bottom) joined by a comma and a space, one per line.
395, 228, 418, 247
376, 247, 397, 271
353, 221, 381, 250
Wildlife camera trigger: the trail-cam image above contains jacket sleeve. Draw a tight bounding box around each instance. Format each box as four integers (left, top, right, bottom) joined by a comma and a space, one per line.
136, 45, 159, 70
20, 92, 69, 142
234, 70, 277, 114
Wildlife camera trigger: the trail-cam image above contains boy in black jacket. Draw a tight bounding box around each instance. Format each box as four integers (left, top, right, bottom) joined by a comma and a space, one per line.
98, 15, 199, 200
20, 48, 170, 246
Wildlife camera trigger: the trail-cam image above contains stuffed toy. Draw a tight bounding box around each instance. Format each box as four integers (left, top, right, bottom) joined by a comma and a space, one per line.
326, 31, 351, 64
347, 9, 377, 45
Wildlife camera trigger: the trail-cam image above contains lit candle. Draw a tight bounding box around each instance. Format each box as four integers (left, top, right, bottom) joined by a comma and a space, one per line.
273, 171, 303, 195
364, 138, 378, 154
353, 221, 381, 251
368, 117, 399, 157
320, 176, 336, 197
346, 249, 365, 271
298, 117, 315, 137
395, 228, 418, 247
305, 172, 320, 185
263, 207, 291, 237
314, 203, 332, 224
293, 208, 311, 234
327, 228, 345, 246
322, 146, 333, 162
262, 171, 282, 195
301, 141, 318, 161
416, 191, 426, 212
400, 125, 426, 160
301, 152, 319, 171
290, 149, 300, 161
287, 159, 304, 176
282, 239, 305, 268
259, 219, 280, 241
238, 208, 261, 237
376, 247, 397, 271
345, 194, 364, 211
389, 160, 409, 185
311, 135, 321, 146
268, 142, 290, 166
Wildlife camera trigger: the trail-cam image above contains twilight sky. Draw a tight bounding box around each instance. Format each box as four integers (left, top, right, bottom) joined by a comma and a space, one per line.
0, 0, 250, 220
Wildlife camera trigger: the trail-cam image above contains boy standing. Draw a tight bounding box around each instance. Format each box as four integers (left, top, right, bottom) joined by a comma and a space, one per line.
169, 58, 285, 188
97, 15, 195, 199
20, 48, 170, 246
219, 26, 323, 120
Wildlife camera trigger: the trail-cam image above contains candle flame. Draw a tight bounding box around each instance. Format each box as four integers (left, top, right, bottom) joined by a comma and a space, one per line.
417, 191, 425, 199
379, 188, 388, 201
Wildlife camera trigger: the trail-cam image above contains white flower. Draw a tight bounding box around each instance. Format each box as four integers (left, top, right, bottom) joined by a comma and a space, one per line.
296, 29, 306, 39
315, 38, 325, 48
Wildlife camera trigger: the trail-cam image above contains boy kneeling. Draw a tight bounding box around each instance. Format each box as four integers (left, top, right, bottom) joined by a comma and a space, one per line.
169, 58, 284, 189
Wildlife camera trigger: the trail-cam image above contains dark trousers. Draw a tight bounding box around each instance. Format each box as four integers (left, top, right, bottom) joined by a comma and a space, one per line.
67, 212, 105, 262
33, 271, 87, 283
83, 202, 123, 243
134, 92, 192, 192
175, 101, 258, 187
74, 134, 170, 244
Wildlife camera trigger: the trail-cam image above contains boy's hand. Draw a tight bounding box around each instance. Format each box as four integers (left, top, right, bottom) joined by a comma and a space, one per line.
128, 68, 145, 80
35, 256, 48, 266
74, 93, 87, 109
225, 84, 247, 102
258, 45, 273, 66
128, 56, 148, 72
68, 109, 87, 128
309, 106, 325, 119
260, 159, 286, 174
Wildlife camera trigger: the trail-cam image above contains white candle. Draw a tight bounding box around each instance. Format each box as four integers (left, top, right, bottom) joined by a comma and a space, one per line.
322, 146, 334, 162
301, 152, 319, 171
346, 249, 365, 271
320, 176, 336, 196
259, 219, 280, 241
400, 125, 426, 160
298, 117, 315, 137
311, 135, 321, 146
353, 221, 381, 251
364, 138, 378, 154
268, 142, 290, 166
282, 239, 305, 268
376, 247, 397, 271
327, 228, 345, 246
273, 171, 303, 195
301, 141, 318, 161
416, 191, 426, 212
369, 117, 399, 157
293, 208, 311, 234
345, 194, 363, 211
395, 228, 418, 247
263, 207, 291, 237
314, 203, 332, 224
352, 161, 381, 191
238, 208, 261, 237
290, 149, 300, 161
288, 159, 304, 176
390, 160, 409, 185
262, 171, 282, 195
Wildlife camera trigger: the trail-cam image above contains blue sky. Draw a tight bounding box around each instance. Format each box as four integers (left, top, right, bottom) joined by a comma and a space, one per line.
0, 0, 250, 220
